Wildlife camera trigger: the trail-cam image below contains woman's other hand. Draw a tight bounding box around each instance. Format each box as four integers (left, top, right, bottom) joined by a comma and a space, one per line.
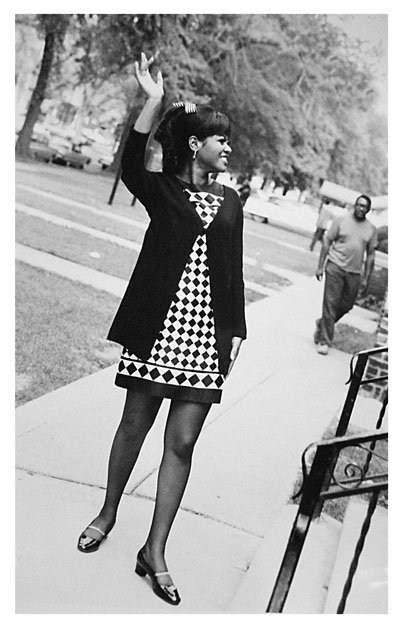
134, 51, 163, 101
227, 336, 243, 377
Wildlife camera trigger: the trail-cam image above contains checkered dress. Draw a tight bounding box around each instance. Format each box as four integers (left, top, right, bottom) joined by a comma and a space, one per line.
116, 189, 225, 404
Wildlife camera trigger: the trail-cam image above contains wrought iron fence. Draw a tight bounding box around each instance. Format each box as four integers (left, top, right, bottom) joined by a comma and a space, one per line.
266, 346, 388, 613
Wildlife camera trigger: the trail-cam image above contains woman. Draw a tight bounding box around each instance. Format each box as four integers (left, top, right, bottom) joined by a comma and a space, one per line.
77, 53, 246, 606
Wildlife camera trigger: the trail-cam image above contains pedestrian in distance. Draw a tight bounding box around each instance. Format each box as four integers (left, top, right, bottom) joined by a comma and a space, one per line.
309, 200, 333, 251
314, 194, 377, 355
77, 52, 246, 606
237, 173, 251, 207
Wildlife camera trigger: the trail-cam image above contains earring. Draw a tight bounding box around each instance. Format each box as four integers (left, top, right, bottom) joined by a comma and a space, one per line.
192, 148, 198, 161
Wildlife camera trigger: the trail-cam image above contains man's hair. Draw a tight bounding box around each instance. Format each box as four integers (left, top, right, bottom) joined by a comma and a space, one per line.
355, 194, 372, 211
154, 104, 231, 174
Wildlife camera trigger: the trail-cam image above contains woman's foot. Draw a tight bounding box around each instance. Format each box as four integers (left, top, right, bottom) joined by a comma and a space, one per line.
135, 546, 180, 605
77, 513, 116, 553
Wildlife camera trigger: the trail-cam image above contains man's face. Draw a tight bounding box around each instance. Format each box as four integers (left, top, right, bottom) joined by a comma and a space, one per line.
353, 198, 370, 221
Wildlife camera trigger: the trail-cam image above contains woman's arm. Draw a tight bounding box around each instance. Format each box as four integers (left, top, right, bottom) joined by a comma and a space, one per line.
134, 52, 163, 132
227, 199, 246, 376
231, 199, 247, 339
120, 52, 164, 209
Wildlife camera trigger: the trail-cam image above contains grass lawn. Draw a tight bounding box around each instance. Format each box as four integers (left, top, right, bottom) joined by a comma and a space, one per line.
332, 323, 377, 355
16, 184, 148, 245
16, 211, 290, 300
291, 418, 387, 523
15, 259, 266, 407
16, 212, 140, 281
290, 323, 385, 522
15, 262, 121, 406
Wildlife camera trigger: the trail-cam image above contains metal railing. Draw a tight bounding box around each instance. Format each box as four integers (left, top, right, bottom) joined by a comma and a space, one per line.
266, 346, 388, 613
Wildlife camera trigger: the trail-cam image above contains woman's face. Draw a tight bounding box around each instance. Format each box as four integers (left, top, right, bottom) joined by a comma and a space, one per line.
197, 135, 232, 173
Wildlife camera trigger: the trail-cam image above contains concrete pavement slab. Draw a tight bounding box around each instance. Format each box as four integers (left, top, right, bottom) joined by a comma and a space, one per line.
134, 279, 351, 536
16, 265, 367, 612
16, 470, 258, 613
15, 335, 277, 495
228, 506, 341, 613
323, 500, 387, 614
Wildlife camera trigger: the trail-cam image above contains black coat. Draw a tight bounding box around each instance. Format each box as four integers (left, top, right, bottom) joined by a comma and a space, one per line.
107, 129, 246, 376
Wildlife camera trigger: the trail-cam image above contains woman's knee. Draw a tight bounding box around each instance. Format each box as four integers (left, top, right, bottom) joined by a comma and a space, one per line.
166, 431, 198, 462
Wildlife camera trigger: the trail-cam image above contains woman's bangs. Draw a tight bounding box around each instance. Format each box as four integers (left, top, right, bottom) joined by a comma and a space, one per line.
203, 112, 231, 138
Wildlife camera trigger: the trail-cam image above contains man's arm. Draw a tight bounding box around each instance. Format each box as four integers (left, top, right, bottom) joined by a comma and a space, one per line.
359, 226, 378, 295
359, 248, 375, 296
315, 239, 331, 280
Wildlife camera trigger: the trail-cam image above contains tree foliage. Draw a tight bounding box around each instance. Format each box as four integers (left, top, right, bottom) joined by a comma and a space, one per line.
15, 13, 387, 193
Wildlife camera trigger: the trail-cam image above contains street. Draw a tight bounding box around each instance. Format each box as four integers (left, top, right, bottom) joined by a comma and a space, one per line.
16, 160, 319, 286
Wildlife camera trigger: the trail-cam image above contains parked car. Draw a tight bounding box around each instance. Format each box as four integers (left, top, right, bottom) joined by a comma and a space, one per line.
79, 141, 115, 170
29, 139, 61, 163
52, 150, 91, 169
243, 193, 318, 233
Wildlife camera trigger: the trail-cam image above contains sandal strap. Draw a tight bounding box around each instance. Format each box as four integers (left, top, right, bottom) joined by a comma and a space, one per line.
85, 525, 106, 537
154, 571, 170, 577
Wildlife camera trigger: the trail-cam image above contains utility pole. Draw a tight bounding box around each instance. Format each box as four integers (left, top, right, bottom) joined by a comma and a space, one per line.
108, 165, 122, 205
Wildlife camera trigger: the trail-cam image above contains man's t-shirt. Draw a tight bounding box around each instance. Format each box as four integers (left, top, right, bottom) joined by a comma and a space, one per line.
325, 212, 378, 274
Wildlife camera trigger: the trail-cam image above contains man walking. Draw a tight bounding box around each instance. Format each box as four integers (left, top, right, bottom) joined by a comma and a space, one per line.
314, 195, 378, 355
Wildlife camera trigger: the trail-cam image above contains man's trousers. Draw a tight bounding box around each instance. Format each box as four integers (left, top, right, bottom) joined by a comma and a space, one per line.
317, 260, 361, 346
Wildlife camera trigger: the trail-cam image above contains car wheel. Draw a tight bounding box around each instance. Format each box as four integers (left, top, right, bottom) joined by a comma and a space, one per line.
252, 215, 266, 223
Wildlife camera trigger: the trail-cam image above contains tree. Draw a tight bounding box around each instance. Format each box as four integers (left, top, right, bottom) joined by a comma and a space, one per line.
15, 13, 386, 194
15, 14, 70, 158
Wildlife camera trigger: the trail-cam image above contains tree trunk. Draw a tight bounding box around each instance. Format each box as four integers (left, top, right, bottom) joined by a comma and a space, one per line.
15, 30, 57, 159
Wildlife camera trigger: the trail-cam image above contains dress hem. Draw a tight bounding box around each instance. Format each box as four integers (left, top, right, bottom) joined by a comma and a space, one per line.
115, 374, 222, 404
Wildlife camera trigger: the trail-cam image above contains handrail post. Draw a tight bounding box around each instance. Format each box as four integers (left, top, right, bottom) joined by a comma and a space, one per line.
267, 431, 387, 613
313, 352, 369, 520
266, 441, 335, 612
336, 353, 369, 437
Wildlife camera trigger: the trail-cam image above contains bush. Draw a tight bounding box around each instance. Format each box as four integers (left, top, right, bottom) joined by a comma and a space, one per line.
376, 225, 388, 253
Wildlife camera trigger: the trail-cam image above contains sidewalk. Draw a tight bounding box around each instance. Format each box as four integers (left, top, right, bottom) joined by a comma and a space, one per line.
16, 255, 373, 613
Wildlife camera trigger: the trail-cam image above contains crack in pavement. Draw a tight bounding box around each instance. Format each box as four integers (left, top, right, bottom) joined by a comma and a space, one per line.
15, 466, 262, 538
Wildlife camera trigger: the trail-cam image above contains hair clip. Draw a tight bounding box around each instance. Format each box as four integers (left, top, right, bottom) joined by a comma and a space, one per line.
172, 101, 197, 114
184, 102, 196, 114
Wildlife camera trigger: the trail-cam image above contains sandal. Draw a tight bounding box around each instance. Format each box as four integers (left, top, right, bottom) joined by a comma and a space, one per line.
77, 524, 109, 553
135, 548, 181, 606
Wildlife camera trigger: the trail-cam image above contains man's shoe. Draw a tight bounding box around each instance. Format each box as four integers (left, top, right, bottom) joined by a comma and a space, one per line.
317, 344, 329, 355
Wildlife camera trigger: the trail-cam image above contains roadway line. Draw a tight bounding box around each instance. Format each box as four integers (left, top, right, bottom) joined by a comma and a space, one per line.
16, 243, 127, 298
245, 224, 313, 254
243, 254, 306, 284
16, 203, 276, 297
16, 183, 148, 230
16, 202, 142, 252
16, 243, 274, 300
16, 203, 276, 296
18, 181, 309, 256
16, 183, 309, 278
17, 184, 304, 284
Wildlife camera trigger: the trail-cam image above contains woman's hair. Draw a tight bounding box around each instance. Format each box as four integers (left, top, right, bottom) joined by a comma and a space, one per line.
355, 194, 372, 210
154, 104, 231, 174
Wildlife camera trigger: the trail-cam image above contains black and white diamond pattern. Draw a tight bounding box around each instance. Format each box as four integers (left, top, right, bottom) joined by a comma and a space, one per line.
185, 190, 222, 229
118, 190, 225, 390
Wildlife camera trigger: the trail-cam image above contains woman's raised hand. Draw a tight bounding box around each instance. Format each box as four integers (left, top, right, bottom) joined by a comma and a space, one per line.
134, 52, 163, 101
